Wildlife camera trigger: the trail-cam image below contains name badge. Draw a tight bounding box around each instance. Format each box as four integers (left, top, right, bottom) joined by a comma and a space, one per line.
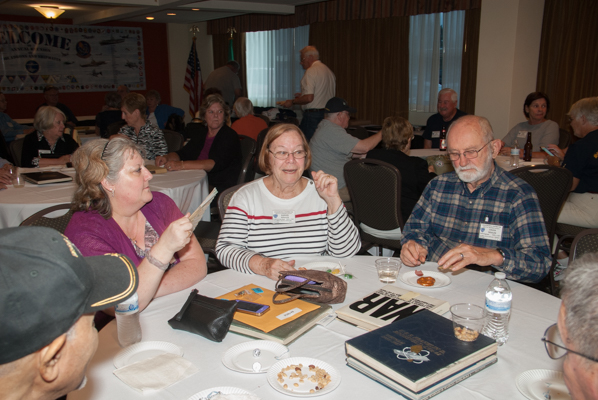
479, 223, 503, 241
431, 131, 440, 138
38, 149, 51, 157
517, 131, 527, 139
272, 210, 295, 224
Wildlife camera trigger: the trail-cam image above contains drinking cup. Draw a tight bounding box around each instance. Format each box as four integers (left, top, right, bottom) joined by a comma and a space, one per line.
450, 303, 486, 342
9, 166, 24, 188
375, 258, 402, 284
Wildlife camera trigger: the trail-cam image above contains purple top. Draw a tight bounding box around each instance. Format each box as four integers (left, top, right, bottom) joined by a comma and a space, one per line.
65, 192, 183, 265
197, 135, 215, 161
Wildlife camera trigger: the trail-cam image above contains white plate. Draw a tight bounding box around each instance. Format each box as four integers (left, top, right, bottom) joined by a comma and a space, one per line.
267, 357, 341, 397
400, 270, 452, 288
298, 261, 343, 273
113, 341, 184, 369
187, 386, 254, 400
516, 369, 571, 400
222, 340, 290, 373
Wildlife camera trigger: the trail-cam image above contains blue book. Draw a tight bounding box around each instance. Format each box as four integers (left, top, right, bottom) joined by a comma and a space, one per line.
345, 310, 497, 393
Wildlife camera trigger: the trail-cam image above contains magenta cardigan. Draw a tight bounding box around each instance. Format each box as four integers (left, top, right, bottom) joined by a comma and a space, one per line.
65, 192, 183, 265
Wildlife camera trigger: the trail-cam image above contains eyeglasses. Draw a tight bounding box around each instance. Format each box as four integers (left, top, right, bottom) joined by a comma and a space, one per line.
447, 141, 492, 161
269, 149, 307, 160
541, 323, 598, 363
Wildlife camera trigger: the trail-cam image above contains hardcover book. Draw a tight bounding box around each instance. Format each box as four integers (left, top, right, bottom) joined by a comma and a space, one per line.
21, 171, 73, 185
345, 310, 497, 394
336, 285, 450, 330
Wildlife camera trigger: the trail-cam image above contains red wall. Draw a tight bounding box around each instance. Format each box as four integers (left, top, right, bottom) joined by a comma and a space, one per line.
1, 15, 172, 119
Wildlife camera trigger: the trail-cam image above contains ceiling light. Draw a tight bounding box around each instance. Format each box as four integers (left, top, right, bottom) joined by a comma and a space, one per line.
34, 6, 65, 19
146, 16, 155, 20
167, 13, 176, 16
192, 9, 199, 11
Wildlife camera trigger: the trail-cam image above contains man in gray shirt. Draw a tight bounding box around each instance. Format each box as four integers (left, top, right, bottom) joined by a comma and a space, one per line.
310, 97, 381, 201
204, 61, 242, 107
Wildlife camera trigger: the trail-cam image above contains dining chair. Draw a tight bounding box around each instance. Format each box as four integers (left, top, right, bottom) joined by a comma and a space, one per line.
237, 135, 257, 184
9, 137, 25, 167
253, 127, 270, 177
107, 120, 126, 137
344, 158, 404, 256
20, 203, 74, 234
558, 128, 571, 150
162, 129, 185, 152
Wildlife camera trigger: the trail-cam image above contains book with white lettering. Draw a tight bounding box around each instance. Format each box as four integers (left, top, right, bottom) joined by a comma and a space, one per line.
336, 285, 450, 330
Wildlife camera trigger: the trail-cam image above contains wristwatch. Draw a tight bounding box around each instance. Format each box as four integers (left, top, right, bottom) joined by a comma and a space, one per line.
495, 248, 506, 266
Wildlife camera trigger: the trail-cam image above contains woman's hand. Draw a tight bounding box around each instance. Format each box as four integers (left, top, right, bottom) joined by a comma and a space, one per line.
155, 155, 168, 167
164, 160, 185, 171
152, 213, 193, 263
311, 170, 343, 214
58, 154, 72, 164
251, 256, 296, 280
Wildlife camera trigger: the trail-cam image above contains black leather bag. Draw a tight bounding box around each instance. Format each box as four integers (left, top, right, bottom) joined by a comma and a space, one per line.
168, 289, 237, 342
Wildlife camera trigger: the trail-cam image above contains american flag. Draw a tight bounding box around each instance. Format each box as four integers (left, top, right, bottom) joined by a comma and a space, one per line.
183, 37, 202, 117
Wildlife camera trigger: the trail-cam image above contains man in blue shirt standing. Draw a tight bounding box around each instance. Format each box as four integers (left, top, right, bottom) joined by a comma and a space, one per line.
401, 115, 551, 283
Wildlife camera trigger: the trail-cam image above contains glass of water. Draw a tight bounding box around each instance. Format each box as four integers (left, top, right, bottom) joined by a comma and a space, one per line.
9, 166, 24, 188
375, 258, 402, 283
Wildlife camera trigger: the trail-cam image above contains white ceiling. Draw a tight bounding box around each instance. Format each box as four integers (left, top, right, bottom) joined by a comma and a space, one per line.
0, 0, 320, 25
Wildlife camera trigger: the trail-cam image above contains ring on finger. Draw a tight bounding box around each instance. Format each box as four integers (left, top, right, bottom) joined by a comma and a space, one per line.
460, 253, 464, 260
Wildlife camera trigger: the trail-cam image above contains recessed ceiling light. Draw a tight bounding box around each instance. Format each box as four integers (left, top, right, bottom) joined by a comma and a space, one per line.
167, 13, 176, 16
146, 16, 154, 20
192, 9, 199, 11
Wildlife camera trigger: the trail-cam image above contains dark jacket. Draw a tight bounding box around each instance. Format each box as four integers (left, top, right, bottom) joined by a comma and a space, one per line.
21, 131, 79, 168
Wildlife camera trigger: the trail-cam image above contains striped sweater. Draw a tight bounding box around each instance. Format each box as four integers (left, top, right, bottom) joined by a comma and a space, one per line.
216, 177, 360, 274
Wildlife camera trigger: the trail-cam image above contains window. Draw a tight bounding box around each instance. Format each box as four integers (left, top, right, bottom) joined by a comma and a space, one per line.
245, 25, 309, 107
409, 11, 465, 112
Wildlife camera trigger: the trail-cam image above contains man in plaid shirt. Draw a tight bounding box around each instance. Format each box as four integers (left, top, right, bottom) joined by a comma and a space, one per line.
400, 115, 551, 283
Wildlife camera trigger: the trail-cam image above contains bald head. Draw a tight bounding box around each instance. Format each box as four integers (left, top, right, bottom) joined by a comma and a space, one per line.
447, 115, 494, 144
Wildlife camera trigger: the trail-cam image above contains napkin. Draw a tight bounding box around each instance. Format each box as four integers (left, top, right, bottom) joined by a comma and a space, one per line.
113, 352, 198, 393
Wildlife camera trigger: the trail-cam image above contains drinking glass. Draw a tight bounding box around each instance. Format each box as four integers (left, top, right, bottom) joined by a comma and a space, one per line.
375, 258, 402, 283
450, 303, 486, 342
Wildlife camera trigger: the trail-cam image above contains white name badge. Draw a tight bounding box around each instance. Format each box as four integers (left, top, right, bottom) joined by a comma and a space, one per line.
517, 131, 528, 139
272, 210, 295, 224
431, 131, 440, 138
38, 149, 51, 157
479, 223, 503, 241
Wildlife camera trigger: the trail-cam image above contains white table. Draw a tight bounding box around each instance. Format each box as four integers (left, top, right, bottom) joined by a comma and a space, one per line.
70, 256, 562, 400
0, 169, 209, 229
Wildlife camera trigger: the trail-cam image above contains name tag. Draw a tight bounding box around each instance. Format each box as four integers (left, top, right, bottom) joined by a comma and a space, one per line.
517, 131, 528, 139
277, 307, 302, 320
431, 131, 440, 138
38, 149, 51, 157
479, 223, 503, 241
272, 210, 295, 224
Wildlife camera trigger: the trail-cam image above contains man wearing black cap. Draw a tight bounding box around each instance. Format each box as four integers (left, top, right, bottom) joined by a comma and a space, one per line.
0, 226, 138, 400
310, 97, 382, 201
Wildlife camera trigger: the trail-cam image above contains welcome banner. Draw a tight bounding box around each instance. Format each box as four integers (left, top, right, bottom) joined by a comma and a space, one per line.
0, 21, 146, 93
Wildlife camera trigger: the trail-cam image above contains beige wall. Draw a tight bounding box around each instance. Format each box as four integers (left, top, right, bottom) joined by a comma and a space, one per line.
476, 0, 545, 138
167, 22, 213, 122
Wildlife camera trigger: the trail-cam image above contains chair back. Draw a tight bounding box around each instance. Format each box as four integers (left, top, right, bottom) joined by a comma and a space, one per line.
344, 158, 404, 232
558, 128, 571, 150
346, 127, 369, 140
570, 228, 598, 263
9, 137, 25, 167
107, 120, 126, 137
254, 113, 270, 126
237, 135, 257, 184
253, 127, 270, 176
162, 129, 185, 152
0, 129, 14, 164
218, 183, 246, 220
510, 165, 572, 249
20, 204, 74, 234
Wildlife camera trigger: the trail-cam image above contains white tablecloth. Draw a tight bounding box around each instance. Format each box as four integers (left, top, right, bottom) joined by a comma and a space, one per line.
0, 169, 209, 229
70, 256, 562, 400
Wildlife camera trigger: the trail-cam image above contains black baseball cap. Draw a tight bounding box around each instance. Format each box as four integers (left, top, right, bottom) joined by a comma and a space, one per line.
0, 227, 138, 364
324, 97, 356, 114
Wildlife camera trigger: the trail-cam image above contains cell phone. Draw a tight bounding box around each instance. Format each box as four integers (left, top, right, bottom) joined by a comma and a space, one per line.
235, 300, 270, 316
541, 147, 556, 157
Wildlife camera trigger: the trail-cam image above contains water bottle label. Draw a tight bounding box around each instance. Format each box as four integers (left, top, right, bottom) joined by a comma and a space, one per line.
510, 149, 520, 155
115, 301, 139, 315
485, 298, 511, 313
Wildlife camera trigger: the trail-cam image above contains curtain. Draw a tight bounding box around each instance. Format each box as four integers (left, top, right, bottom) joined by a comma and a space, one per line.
409, 13, 441, 112
537, 0, 598, 129
459, 8, 480, 115
309, 17, 410, 125
442, 11, 465, 97
245, 26, 309, 107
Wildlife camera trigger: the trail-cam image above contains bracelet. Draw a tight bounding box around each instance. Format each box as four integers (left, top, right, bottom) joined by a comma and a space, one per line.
145, 250, 169, 271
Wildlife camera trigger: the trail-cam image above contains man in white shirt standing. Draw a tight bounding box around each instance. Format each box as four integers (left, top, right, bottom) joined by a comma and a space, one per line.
281, 46, 335, 142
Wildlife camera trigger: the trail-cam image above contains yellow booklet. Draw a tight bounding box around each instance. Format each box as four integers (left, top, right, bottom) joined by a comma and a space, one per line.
217, 284, 319, 333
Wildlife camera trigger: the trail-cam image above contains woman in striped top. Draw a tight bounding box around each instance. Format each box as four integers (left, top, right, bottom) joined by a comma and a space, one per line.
216, 124, 360, 280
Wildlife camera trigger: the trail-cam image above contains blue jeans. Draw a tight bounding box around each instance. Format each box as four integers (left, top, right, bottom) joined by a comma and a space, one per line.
300, 110, 325, 142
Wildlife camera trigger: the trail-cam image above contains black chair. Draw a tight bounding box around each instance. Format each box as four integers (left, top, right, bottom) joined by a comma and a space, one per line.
237, 135, 257, 184
569, 228, 598, 262
344, 158, 404, 255
346, 126, 369, 140
9, 137, 25, 167
253, 127, 270, 176
558, 128, 571, 150
20, 204, 74, 234
162, 129, 185, 152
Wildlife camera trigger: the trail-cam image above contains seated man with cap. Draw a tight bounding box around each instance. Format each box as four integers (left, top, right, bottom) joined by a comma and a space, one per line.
309, 97, 382, 202
0, 226, 138, 400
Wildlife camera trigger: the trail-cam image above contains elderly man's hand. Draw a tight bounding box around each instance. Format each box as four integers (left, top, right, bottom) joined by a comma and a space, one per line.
437, 244, 504, 272
253, 257, 296, 280
279, 100, 294, 109
400, 240, 428, 267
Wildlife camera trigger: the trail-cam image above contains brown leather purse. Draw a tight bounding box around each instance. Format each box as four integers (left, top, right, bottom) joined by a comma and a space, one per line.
273, 270, 347, 304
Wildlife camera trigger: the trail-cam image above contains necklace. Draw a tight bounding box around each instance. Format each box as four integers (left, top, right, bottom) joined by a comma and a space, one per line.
125, 216, 141, 245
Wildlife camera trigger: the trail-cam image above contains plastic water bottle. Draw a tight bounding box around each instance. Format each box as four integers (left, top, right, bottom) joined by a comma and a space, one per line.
115, 292, 142, 347
482, 272, 512, 345
510, 140, 520, 168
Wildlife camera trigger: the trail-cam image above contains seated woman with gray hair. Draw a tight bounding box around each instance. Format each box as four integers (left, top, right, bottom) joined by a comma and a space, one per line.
21, 105, 79, 168
65, 137, 207, 313
231, 97, 268, 140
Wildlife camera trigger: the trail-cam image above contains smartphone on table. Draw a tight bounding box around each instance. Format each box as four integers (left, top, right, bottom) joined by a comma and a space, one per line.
235, 300, 270, 316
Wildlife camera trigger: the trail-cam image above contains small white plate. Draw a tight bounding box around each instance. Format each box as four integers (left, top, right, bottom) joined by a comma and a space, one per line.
516, 369, 571, 400
298, 261, 343, 273
113, 341, 183, 369
400, 270, 452, 288
267, 356, 341, 397
222, 340, 290, 373
187, 386, 254, 400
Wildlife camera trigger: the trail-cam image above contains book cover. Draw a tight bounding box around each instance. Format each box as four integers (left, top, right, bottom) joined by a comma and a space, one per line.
336, 285, 450, 330
345, 310, 497, 392
21, 171, 73, 185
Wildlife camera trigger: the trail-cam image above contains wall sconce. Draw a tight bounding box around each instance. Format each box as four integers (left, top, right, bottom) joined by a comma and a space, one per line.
34, 6, 65, 19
